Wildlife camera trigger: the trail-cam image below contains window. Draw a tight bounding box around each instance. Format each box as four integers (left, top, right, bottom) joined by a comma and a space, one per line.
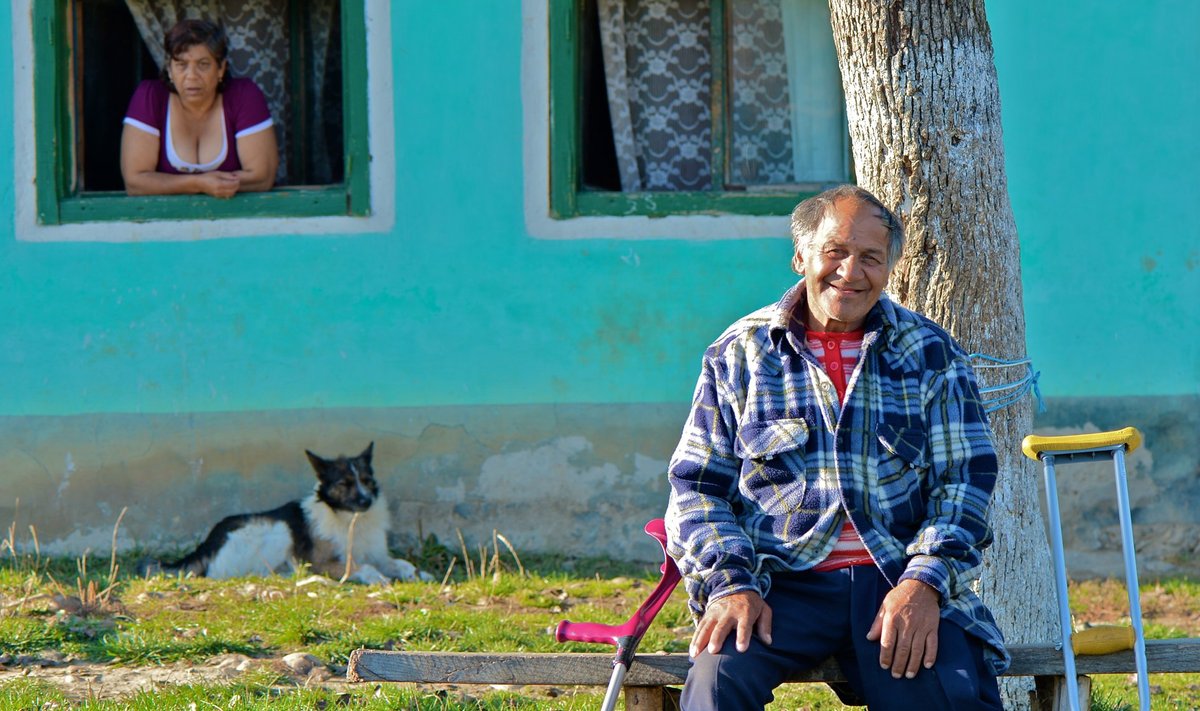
32, 0, 371, 224
549, 0, 851, 219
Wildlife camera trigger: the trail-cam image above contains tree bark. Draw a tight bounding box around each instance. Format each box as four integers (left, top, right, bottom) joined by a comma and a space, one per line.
827, 2, 1058, 708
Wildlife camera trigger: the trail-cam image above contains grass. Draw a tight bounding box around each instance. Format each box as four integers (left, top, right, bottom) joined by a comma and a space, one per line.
1, 528, 1197, 710
0, 678, 607, 710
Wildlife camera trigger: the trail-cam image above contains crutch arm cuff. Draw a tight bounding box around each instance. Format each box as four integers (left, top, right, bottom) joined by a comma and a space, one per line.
1021, 427, 1142, 460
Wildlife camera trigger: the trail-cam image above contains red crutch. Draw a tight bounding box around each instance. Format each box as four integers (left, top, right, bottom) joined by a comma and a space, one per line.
555, 518, 683, 711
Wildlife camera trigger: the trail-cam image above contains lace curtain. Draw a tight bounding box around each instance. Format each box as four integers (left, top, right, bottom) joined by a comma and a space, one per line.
124, 0, 340, 184
598, 0, 713, 191
597, 0, 846, 192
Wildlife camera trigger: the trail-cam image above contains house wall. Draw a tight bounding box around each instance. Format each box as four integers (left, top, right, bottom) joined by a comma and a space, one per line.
1, 1, 1196, 577
991, 2, 1200, 400
990, 2, 1200, 576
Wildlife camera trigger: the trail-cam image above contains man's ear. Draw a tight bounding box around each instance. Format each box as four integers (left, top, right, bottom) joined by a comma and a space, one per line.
791, 252, 805, 276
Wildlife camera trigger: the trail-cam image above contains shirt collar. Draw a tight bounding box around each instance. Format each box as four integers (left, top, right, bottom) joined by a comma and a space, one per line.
768, 281, 898, 353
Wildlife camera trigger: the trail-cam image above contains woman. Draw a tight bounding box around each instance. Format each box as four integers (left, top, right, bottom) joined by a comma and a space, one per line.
120, 19, 278, 197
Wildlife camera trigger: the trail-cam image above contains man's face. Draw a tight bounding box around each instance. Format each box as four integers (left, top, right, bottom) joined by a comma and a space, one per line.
795, 197, 893, 333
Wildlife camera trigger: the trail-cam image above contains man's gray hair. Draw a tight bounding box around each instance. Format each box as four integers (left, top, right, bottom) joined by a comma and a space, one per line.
789, 185, 905, 271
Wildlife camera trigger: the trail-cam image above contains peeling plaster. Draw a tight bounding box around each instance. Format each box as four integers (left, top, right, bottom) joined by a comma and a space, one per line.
56, 453, 75, 499
632, 452, 668, 488
435, 479, 466, 503
32, 527, 136, 558
189, 458, 204, 482
477, 437, 621, 503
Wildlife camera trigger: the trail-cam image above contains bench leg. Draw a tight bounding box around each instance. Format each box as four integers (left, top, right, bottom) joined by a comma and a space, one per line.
624, 686, 681, 710
1033, 674, 1092, 711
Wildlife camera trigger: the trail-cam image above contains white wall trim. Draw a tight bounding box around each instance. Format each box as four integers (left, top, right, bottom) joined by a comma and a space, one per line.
10, 0, 396, 243
520, 0, 789, 241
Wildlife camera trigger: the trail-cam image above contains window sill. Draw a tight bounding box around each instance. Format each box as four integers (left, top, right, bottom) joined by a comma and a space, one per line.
52, 185, 358, 224
565, 190, 811, 219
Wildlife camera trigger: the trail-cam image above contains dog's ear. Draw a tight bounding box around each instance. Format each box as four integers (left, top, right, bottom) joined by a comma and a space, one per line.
305, 449, 328, 475
360, 441, 374, 463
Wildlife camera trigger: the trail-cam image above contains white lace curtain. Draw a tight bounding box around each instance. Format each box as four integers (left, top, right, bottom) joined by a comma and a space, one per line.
597, 0, 847, 192
124, 0, 340, 184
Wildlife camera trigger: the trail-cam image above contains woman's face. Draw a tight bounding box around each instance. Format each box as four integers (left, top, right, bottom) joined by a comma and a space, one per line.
168, 43, 226, 101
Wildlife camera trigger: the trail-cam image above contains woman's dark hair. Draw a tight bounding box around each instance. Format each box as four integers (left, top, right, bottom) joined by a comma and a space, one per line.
160, 19, 230, 93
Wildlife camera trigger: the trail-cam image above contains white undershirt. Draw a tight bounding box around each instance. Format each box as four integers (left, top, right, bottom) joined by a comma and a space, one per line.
163, 98, 228, 174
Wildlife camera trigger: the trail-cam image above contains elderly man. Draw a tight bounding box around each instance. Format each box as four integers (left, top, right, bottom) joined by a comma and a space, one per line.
665, 185, 1007, 710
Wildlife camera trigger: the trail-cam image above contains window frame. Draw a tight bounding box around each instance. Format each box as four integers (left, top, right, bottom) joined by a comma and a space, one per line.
548, 0, 842, 220
32, 0, 371, 225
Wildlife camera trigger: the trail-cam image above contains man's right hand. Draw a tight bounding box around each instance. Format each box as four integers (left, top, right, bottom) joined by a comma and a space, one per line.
690, 590, 773, 657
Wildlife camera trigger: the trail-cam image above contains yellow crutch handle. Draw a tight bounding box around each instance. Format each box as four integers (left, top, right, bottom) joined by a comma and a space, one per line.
1072, 625, 1136, 655
1021, 427, 1142, 461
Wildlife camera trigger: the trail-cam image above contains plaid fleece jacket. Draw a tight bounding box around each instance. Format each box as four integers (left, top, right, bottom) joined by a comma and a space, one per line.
665, 283, 1009, 672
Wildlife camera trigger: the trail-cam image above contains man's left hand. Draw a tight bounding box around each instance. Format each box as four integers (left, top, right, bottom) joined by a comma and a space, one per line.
866, 579, 941, 679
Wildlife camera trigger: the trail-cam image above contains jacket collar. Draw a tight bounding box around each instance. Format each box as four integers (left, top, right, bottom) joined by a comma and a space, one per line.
768, 280, 899, 354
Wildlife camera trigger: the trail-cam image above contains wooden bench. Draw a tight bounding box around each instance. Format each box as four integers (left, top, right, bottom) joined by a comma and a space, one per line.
348, 638, 1200, 710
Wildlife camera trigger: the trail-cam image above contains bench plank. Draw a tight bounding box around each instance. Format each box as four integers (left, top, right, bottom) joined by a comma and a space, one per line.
1005, 638, 1200, 676
348, 639, 1200, 687
348, 650, 842, 685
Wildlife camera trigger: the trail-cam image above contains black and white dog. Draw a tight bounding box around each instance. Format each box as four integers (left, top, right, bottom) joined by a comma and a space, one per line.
149, 443, 430, 584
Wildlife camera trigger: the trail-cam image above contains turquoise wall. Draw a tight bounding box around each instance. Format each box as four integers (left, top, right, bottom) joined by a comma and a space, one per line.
2, 3, 1196, 418
0, 3, 796, 418
990, 2, 1200, 397
0, 2, 1196, 570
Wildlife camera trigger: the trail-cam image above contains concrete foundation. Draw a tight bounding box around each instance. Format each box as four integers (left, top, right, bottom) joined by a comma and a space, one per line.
2, 395, 1195, 579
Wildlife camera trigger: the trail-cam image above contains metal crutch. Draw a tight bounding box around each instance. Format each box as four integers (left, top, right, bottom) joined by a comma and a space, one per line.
1022, 426, 1149, 711
555, 518, 683, 711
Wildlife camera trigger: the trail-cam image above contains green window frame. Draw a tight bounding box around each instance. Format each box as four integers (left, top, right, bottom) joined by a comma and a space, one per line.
33, 0, 371, 224
548, 0, 848, 219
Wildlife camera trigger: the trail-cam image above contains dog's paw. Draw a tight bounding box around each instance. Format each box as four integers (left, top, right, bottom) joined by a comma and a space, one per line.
378, 557, 432, 582
348, 564, 391, 586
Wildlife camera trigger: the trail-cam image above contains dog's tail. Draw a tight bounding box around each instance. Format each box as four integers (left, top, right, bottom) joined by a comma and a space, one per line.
136, 551, 209, 578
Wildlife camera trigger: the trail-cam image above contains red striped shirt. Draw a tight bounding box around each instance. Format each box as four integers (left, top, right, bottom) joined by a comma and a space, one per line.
807, 331, 875, 571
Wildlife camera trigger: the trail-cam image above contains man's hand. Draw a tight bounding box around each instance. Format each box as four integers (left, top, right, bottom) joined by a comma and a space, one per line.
690, 590, 772, 657
866, 579, 941, 679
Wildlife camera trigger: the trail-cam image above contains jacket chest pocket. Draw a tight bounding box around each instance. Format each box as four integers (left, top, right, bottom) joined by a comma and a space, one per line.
874, 421, 930, 532
734, 418, 809, 514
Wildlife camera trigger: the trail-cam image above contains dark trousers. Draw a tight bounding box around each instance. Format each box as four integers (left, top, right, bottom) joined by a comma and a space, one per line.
680, 565, 1003, 710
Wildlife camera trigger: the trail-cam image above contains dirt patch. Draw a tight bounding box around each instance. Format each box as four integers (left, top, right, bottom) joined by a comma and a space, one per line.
0, 651, 594, 705
1072, 579, 1200, 634
0, 651, 361, 702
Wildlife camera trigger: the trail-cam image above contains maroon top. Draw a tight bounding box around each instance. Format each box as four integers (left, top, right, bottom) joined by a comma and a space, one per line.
123, 78, 273, 174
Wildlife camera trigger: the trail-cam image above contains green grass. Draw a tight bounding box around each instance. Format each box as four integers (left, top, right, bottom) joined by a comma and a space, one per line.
0, 676, 609, 710
0, 543, 689, 710
1066, 577, 1200, 711
0, 543, 1196, 710
1090, 674, 1200, 711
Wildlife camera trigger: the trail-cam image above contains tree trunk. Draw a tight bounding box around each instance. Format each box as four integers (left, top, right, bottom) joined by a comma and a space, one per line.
827, 2, 1058, 708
